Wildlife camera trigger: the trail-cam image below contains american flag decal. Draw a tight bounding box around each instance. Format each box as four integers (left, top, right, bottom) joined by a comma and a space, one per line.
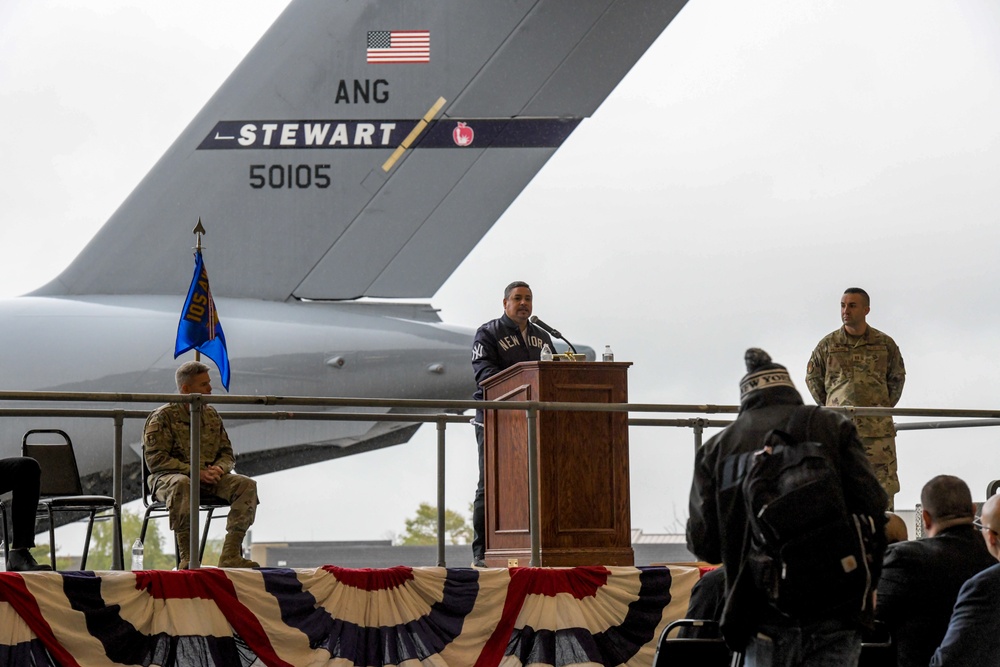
367, 30, 430, 63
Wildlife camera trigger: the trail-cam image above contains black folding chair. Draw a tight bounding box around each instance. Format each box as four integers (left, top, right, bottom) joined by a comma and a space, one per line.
653, 619, 742, 667
859, 620, 895, 667
139, 442, 230, 568
17, 429, 123, 570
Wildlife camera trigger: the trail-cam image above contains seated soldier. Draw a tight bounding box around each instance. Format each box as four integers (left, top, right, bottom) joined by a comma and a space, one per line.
144, 361, 259, 569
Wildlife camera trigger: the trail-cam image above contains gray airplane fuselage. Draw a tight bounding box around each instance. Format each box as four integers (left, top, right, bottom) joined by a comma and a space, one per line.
0, 296, 476, 491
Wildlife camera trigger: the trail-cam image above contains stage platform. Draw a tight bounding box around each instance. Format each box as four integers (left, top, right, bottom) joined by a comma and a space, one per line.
0, 564, 699, 666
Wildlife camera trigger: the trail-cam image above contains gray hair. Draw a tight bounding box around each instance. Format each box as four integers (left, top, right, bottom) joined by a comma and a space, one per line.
504, 281, 531, 299
175, 361, 211, 392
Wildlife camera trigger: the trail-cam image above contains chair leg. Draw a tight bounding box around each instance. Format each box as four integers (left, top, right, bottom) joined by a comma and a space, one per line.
80, 509, 97, 570
139, 509, 152, 569
48, 507, 57, 572
114, 506, 124, 571
200, 508, 214, 561
0, 501, 9, 566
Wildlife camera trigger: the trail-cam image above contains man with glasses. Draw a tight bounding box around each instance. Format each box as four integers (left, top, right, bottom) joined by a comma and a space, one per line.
931, 491, 1000, 665
877, 476, 994, 667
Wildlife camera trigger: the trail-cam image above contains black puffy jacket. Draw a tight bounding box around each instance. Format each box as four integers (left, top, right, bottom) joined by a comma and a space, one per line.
471, 313, 553, 423
686, 386, 888, 639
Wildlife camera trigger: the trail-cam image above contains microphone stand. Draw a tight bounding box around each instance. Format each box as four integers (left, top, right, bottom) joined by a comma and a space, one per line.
530, 316, 578, 355
559, 337, 578, 355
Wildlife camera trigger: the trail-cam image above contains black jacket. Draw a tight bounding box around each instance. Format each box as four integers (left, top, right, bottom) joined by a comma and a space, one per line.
687, 386, 888, 639
877, 523, 996, 667
471, 313, 553, 422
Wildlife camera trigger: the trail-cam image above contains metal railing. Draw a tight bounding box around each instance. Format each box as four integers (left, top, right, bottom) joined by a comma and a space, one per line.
1, 390, 999, 569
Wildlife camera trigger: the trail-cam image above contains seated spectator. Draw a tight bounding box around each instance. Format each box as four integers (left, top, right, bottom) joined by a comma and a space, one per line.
1, 457, 53, 571
930, 490, 1000, 665
679, 566, 726, 638
687, 566, 726, 622
877, 475, 993, 666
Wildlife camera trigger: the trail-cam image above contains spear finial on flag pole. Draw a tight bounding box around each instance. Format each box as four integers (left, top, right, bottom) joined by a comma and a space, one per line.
191, 220, 206, 362
174, 219, 231, 390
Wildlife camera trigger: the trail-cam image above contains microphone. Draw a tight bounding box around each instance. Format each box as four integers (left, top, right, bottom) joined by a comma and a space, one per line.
529, 316, 577, 354
529, 315, 562, 339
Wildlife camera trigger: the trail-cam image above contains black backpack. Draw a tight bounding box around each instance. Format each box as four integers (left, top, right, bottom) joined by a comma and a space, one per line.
741, 406, 876, 619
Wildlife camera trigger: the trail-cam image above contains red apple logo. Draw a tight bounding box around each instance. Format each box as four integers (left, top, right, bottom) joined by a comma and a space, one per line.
452, 122, 474, 147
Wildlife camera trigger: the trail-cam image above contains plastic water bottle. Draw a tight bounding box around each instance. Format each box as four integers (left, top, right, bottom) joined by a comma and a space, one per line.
131, 538, 144, 571
603, 345, 614, 362
0, 541, 5, 572
540, 344, 553, 361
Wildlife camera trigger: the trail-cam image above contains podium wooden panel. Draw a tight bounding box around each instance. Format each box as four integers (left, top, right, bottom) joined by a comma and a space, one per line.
482, 361, 633, 567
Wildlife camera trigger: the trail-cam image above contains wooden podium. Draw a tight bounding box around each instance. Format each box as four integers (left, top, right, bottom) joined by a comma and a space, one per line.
481, 361, 633, 567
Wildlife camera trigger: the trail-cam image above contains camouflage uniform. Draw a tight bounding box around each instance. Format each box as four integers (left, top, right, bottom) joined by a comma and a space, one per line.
144, 402, 258, 534
806, 326, 905, 502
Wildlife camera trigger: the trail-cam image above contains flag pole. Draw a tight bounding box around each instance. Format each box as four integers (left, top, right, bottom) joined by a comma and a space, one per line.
188, 218, 206, 567
192, 220, 205, 362
175, 217, 231, 390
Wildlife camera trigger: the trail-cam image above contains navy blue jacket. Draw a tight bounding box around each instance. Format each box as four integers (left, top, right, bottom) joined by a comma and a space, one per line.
931, 561, 1000, 666
471, 313, 553, 423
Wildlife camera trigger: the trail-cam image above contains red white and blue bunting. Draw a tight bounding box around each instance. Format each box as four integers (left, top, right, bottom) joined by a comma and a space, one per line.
0, 565, 699, 666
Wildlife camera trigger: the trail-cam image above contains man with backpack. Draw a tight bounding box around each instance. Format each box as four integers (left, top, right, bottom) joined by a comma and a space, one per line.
687, 348, 888, 665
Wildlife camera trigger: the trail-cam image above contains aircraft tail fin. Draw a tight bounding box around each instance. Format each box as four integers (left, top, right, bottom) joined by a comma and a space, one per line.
33, 0, 689, 301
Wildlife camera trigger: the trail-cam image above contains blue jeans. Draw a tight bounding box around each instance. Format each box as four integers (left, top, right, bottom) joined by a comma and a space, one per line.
744, 618, 861, 667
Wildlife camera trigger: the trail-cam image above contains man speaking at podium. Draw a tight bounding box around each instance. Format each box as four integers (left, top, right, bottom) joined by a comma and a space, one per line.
470, 281, 554, 568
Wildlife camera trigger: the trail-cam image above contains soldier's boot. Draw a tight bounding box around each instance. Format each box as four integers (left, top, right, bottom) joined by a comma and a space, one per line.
176, 531, 191, 570
217, 531, 259, 568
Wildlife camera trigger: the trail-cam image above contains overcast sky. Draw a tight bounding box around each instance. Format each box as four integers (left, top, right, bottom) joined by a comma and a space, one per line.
3, 0, 1000, 549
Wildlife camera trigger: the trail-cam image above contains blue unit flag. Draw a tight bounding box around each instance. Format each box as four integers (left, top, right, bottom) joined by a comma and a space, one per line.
174, 250, 230, 390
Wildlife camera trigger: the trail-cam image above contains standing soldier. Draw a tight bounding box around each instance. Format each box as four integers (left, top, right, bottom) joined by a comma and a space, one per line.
807, 287, 905, 508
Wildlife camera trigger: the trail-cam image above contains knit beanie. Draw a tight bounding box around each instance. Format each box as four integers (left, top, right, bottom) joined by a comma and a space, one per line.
739, 348, 796, 400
